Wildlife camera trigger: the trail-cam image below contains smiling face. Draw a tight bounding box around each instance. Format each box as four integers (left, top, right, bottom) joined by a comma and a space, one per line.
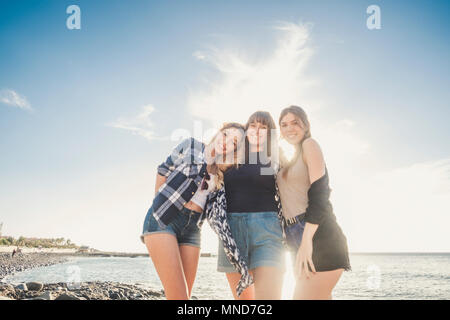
246, 121, 268, 149
280, 112, 307, 145
213, 127, 244, 156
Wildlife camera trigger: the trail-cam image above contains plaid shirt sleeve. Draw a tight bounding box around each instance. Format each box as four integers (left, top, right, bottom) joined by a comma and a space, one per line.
151, 137, 207, 228
157, 138, 191, 177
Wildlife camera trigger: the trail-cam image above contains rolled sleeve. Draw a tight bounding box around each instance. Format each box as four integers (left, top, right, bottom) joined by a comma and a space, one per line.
157, 156, 175, 177
156, 138, 191, 177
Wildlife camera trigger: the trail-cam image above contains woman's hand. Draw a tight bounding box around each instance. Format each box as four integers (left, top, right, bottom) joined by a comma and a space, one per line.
295, 224, 317, 279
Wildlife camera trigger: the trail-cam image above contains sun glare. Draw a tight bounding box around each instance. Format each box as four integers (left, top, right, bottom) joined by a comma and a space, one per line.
279, 139, 296, 162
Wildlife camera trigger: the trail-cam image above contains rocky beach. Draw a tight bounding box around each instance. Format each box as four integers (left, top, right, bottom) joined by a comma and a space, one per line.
0, 281, 165, 300
0, 252, 71, 281
0, 252, 165, 300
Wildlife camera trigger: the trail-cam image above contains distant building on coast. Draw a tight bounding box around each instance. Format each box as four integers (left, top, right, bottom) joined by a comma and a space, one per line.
77, 246, 94, 253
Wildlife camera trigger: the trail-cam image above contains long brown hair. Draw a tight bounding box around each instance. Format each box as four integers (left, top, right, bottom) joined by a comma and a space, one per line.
207, 122, 245, 190
279, 105, 311, 178
243, 111, 277, 163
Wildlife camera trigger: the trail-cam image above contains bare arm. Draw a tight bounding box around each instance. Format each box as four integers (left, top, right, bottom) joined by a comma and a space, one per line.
301, 137, 325, 241
295, 137, 326, 278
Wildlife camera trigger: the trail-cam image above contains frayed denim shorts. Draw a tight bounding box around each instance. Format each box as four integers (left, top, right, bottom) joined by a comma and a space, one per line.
217, 211, 285, 273
140, 205, 202, 248
284, 217, 306, 268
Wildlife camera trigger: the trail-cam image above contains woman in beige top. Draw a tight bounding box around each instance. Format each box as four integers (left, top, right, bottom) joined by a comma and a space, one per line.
276, 105, 351, 300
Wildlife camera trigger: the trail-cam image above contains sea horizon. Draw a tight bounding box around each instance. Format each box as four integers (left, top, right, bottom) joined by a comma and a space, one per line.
3, 252, 449, 300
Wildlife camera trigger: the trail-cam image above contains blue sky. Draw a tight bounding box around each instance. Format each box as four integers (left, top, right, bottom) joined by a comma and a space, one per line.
1, 0, 449, 253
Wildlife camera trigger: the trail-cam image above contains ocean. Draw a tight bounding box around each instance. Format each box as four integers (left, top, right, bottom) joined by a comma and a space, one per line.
2, 253, 449, 300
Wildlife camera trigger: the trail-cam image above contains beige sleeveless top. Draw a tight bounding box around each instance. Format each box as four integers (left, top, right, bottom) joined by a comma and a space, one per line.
276, 151, 311, 219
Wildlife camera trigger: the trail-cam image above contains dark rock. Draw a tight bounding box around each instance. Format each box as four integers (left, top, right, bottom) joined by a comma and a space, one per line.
36, 291, 54, 300
109, 292, 121, 300
26, 282, 44, 291
15, 283, 27, 291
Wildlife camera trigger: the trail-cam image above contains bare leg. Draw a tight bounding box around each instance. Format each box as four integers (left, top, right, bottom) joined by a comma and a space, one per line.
179, 245, 201, 298
293, 269, 343, 300
253, 266, 284, 300
225, 272, 255, 300
144, 233, 189, 300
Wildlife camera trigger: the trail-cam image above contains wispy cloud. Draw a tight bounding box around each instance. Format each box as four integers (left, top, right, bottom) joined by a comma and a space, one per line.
188, 22, 317, 125
107, 104, 166, 141
0, 89, 32, 111
186, 20, 449, 252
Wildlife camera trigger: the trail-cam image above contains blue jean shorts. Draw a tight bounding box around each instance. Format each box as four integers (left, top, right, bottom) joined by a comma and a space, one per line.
217, 211, 285, 273
140, 205, 202, 248
284, 217, 306, 268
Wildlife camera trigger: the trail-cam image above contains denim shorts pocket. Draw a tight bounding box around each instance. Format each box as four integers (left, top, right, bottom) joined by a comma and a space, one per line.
180, 213, 200, 235
285, 220, 305, 251
262, 214, 283, 239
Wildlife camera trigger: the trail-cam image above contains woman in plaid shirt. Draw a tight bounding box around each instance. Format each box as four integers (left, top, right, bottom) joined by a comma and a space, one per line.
141, 122, 245, 300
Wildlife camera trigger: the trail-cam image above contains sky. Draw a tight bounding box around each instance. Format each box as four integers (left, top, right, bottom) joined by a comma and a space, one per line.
0, 0, 449, 254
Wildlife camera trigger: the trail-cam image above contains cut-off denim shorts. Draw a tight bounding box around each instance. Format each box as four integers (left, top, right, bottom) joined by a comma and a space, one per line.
140, 205, 202, 248
217, 211, 285, 273
284, 216, 306, 268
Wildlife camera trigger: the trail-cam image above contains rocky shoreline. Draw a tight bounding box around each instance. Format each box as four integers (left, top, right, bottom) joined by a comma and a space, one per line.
0, 281, 165, 300
0, 252, 166, 300
0, 252, 71, 282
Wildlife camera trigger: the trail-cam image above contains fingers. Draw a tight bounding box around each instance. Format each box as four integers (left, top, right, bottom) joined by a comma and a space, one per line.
297, 257, 316, 280
308, 258, 317, 275
295, 249, 316, 280
303, 259, 311, 279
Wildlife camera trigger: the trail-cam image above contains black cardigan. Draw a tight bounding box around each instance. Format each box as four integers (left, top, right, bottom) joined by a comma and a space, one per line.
304, 168, 336, 225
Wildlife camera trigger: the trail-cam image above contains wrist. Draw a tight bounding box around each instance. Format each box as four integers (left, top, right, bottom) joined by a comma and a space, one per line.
302, 227, 316, 241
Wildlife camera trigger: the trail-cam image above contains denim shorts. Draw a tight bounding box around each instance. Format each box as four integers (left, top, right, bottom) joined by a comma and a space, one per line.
217, 211, 285, 273
140, 205, 202, 248
284, 217, 306, 268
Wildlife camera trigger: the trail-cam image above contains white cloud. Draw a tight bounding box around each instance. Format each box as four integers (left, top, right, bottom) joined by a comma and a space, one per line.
188, 22, 317, 126
0, 89, 32, 111
185, 20, 449, 252
107, 104, 167, 141
193, 51, 206, 60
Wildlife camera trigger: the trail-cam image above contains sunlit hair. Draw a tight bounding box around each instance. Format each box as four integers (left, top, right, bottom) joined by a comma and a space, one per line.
279, 105, 311, 178
207, 122, 245, 190
243, 111, 277, 164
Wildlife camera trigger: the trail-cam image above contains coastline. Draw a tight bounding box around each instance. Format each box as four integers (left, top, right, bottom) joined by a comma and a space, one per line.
0, 250, 165, 300
0, 281, 165, 300
0, 252, 72, 282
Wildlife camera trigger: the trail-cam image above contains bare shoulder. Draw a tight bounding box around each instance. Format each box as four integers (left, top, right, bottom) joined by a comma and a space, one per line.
301, 138, 326, 182
301, 138, 323, 158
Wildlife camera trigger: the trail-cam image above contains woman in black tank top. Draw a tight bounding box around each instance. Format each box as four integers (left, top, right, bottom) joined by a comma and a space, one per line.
217, 111, 286, 300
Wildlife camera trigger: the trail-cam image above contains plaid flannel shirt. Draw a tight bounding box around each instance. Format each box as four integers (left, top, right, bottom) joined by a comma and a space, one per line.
152, 137, 208, 228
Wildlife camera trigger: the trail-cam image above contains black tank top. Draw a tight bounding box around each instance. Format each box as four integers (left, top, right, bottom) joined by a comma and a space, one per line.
224, 151, 277, 213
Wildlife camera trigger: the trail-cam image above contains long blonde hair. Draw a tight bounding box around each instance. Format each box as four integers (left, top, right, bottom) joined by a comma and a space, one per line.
207, 122, 245, 190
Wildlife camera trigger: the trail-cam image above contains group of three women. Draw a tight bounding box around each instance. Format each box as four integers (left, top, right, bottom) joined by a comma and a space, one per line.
140, 105, 351, 300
